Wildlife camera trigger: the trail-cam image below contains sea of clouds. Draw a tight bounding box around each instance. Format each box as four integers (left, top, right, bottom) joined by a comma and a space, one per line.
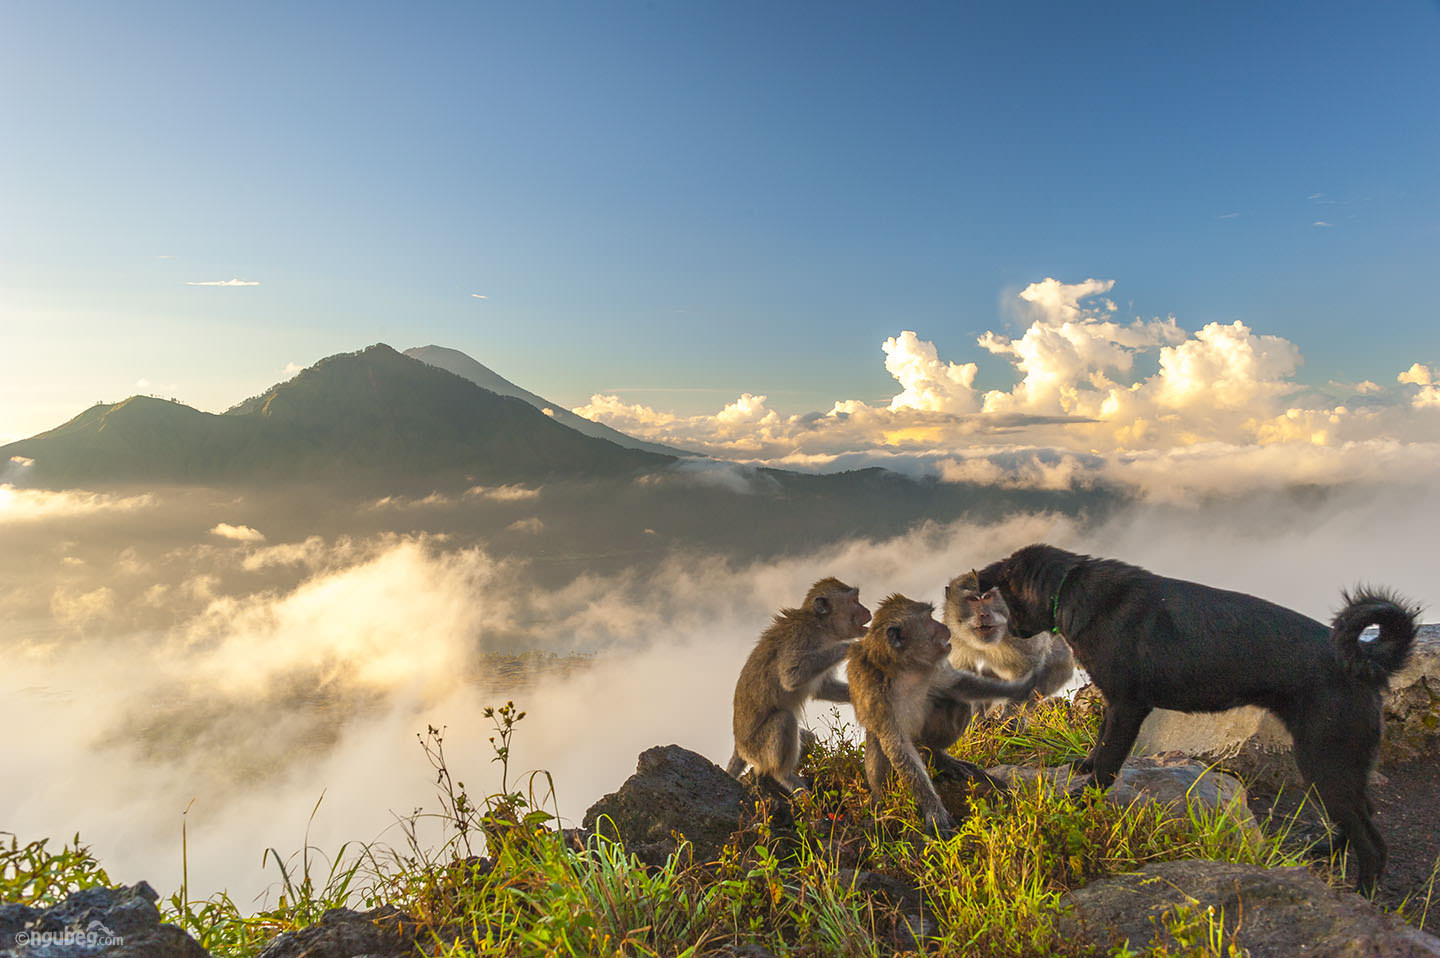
2, 476, 1437, 905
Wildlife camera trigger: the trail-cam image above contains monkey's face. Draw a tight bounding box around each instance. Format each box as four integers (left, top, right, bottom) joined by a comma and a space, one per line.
813, 586, 871, 639
838, 591, 873, 638
883, 611, 952, 670
960, 588, 1009, 644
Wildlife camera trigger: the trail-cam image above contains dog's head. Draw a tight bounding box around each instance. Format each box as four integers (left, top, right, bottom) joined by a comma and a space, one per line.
977, 543, 1077, 637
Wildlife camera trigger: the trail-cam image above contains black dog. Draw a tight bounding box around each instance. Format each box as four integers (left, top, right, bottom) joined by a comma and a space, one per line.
977, 543, 1420, 893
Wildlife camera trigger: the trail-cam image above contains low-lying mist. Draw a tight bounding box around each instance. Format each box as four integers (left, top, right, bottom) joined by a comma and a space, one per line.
1, 476, 1435, 906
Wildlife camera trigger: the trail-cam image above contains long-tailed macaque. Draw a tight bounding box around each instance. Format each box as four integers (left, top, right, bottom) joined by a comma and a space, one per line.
726, 578, 870, 792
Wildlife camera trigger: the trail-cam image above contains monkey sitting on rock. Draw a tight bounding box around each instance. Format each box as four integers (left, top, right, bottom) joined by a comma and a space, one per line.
942, 570, 1075, 720
848, 594, 1038, 834
726, 577, 871, 793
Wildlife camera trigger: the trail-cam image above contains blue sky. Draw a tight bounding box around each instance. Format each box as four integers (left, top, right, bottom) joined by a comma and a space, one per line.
3, 1, 1438, 443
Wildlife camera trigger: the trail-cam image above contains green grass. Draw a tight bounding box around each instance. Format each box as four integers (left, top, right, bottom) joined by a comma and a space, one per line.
2, 699, 1333, 957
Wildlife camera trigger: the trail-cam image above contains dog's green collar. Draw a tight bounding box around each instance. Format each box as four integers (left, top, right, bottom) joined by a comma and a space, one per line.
1051, 566, 1073, 634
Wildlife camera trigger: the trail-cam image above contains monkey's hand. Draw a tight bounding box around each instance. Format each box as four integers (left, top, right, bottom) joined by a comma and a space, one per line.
1073, 752, 1096, 775
926, 809, 957, 840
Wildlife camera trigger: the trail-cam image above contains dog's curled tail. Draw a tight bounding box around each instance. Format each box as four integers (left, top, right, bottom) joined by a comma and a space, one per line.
1331, 587, 1422, 685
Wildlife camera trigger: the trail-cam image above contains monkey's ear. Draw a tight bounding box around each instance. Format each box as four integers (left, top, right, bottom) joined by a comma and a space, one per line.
813, 596, 831, 617
885, 625, 904, 649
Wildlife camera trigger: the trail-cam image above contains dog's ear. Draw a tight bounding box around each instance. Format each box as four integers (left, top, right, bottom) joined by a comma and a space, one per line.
886, 624, 905, 649
973, 560, 1003, 592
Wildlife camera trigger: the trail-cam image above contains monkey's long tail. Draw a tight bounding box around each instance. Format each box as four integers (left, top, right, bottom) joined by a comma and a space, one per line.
1331, 586, 1423, 685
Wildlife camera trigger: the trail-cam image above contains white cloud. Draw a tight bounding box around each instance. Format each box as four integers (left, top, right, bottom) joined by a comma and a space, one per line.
506, 517, 544, 534
282, 362, 303, 378
465, 484, 542, 502
978, 278, 1186, 419
0, 485, 156, 523
471, 293, 488, 299
1397, 363, 1440, 408
371, 493, 454, 510
186, 278, 260, 287
210, 523, 266, 542
1398, 363, 1434, 387
1314, 221, 1333, 228
883, 331, 979, 414
567, 276, 1440, 494
1148, 320, 1301, 411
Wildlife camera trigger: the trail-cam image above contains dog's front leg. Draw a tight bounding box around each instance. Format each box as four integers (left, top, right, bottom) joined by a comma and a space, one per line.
1074, 701, 1115, 775
1086, 700, 1151, 789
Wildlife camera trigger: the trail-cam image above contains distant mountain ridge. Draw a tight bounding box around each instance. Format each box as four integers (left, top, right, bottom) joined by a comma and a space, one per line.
403, 345, 693, 458
2, 344, 673, 486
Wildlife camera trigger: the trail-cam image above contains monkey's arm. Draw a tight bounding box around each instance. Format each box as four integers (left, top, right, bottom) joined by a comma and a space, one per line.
1034, 640, 1076, 697
939, 667, 1038, 703
777, 641, 852, 692
814, 676, 850, 703
879, 724, 954, 834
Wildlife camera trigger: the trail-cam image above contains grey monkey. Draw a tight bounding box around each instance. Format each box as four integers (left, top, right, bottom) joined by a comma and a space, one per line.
943, 569, 1075, 716
725, 577, 871, 792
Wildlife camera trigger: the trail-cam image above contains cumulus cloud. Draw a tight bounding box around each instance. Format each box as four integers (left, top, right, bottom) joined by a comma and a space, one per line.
186, 277, 260, 287
572, 276, 1440, 492
1397, 362, 1440, 408
210, 522, 266, 542
1399, 363, 1434, 387
883, 331, 979, 414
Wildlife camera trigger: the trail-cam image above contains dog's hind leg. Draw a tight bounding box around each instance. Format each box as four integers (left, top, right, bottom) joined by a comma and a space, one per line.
1291, 723, 1386, 894
1085, 699, 1151, 789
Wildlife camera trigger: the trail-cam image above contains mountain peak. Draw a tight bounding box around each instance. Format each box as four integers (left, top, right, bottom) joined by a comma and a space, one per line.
404, 345, 693, 458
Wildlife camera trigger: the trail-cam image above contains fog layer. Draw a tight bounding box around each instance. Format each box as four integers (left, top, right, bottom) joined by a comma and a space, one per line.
1, 478, 1434, 904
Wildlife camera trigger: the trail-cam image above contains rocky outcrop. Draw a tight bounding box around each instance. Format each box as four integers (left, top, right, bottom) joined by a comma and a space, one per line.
255, 905, 422, 958
992, 752, 1252, 819
0, 882, 207, 957
1059, 859, 1440, 957
1132, 624, 1440, 789
581, 744, 750, 866
1380, 624, 1440, 765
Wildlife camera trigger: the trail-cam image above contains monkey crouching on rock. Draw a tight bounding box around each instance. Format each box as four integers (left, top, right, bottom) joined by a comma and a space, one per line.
726, 577, 871, 793
848, 594, 1039, 834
